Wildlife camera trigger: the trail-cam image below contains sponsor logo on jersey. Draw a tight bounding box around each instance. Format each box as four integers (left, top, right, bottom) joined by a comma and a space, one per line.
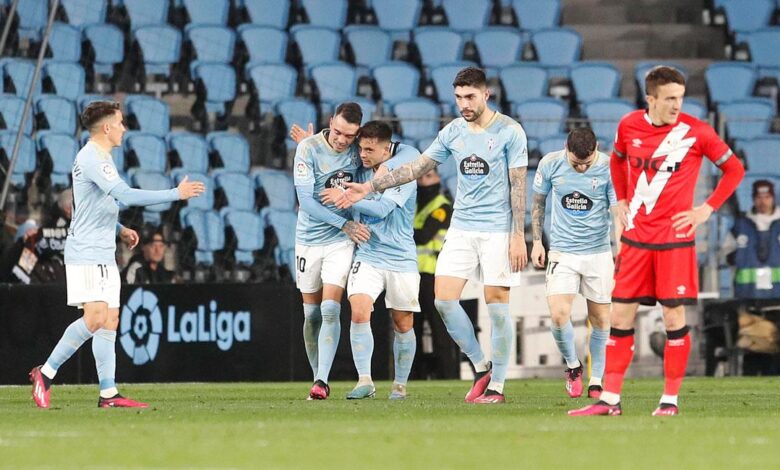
561, 191, 593, 216
459, 154, 489, 180
100, 163, 118, 181
676, 285, 686, 295
632, 138, 642, 148
295, 161, 308, 178
325, 171, 353, 188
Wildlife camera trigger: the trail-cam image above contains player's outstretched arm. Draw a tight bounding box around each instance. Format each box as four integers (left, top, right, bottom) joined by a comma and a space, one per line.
530, 192, 546, 268
509, 167, 528, 272
337, 155, 437, 209
297, 185, 371, 243
109, 176, 204, 207
290, 122, 314, 144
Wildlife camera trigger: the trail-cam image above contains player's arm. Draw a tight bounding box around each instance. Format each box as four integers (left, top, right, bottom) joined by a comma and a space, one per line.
610, 124, 630, 228
296, 184, 370, 243
109, 176, 203, 206
530, 193, 547, 268
337, 155, 437, 208
509, 166, 528, 272
606, 174, 622, 253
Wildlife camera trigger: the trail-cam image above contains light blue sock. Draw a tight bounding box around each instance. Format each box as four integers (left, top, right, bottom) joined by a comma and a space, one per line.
551, 321, 580, 368
393, 329, 416, 385
350, 321, 373, 378
92, 328, 117, 393
314, 300, 341, 383
43, 318, 93, 376
589, 327, 609, 381
434, 299, 485, 369
487, 303, 512, 386
302, 303, 322, 377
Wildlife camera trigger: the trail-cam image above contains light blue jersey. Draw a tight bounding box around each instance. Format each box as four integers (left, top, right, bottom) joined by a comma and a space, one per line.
533, 150, 616, 255
354, 144, 419, 273
424, 112, 528, 232
65, 142, 125, 265
294, 130, 361, 245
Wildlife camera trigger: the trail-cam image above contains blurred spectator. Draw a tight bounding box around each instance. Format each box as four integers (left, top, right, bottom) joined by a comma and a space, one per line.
122, 225, 175, 284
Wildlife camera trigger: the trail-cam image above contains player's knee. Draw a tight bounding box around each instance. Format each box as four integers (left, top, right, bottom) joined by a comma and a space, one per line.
350, 309, 371, 323
320, 300, 341, 322
392, 314, 414, 333
83, 315, 105, 332
434, 299, 458, 317
549, 309, 570, 326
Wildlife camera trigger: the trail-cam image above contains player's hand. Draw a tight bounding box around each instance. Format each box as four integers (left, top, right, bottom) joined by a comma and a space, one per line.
342, 221, 371, 244
335, 182, 371, 209
615, 199, 629, 228
177, 175, 205, 200
531, 240, 546, 269
290, 122, 314, 144
120, 227, 139, 250
672, 203, 714, 237
509, 233, 528, 272
319, 187, 343, 205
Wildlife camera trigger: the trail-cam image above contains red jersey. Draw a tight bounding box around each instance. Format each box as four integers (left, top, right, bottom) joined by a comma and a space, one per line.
612, 111, 732, 249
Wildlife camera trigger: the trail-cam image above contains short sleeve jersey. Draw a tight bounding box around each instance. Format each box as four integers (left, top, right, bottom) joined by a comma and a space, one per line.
65, 141, 123, 265
533, 150, 616, 255
424, 112, 528, 232
354, 144, 419, 273
612, 111, 732, 248
293, 130, 361, 245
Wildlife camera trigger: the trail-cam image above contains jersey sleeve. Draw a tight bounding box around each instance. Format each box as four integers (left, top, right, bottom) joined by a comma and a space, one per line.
532, 158, 552, 195
80, 156, 124, 194
505, 122, 529, 169
293, 141, 315, 186
606, 172, 618, 207
383, 180, 415, 208
424, 124, 453, 164
698, 122, 733, 166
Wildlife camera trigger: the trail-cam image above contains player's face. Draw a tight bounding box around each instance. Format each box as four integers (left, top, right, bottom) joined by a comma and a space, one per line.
647, 83, 685, 126
454, 85, 489, 122
328, 114, 360, 153
566, 149, 597, 173
754, 192, 775, 214
104, 110, 126, 148
358, 137, 390, 169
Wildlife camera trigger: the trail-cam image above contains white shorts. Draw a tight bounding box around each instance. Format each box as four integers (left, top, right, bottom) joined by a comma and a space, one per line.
435, 228, 522, 287
347, 261, 421, 312
66, 264, 121, 309
545, 250, 614, 303
295, 240, 355, 293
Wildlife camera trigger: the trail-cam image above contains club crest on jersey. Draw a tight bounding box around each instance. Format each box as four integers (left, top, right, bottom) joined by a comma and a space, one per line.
591, 177, 600, 191
460, 154, 489, 180
561, 191, 593, 216
325, 170, 353, 188
487, 137, 495, 151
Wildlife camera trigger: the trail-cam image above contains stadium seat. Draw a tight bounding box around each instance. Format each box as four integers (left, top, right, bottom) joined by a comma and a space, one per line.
34, 95, 76, 134
42, 62, 84, 101
300, 0, 348, 29
3, 60, 41, 98
531, 28, 582, 73
183, 209, 224, 266
719, 98, 775, 140
372, 61, 421, 105
48, 23, 82, 62
192, 62, 236, 118
722, 0, 774, 36
512, 0, 561, 32
133, 25, 182, 78
634, 61, 687, 102
311, 62, 358, 109
0, 94, 33, 134
125, 94, 170, 137
244, 0, 290, 29
215, 172, 256, 215
745, 28, 780, 80
265, 208, 297, 278
431, 62, 478, 111
705, 62, 758, 107
740, 136, 780, 174
583, 99, 635, 145
682, 98, 708, 120
413, 27, 465, 68
538, 133, 568, 157
182, 0, 229, 29
371, 0, 422, 41
291, 26, 341, 70
255, 168, 296, 211
61, 0, 107, 28
167, 131, 210, 176
473, 28, 524, 78
238, 25, 288, 66
500, 64, 548, 104
246, 63, 298, 119
124, 0, 170, 31
207, 131, 250, 174
35, 131, 78, 189
393, 98, 442, 140
83, 23, 125, 79
570, 62, 622, 104
276, 98, 318, 151
175, 172, 214, 212
352, 97, 377, 125
16, 0, 48, 42
344, 26, 393, 71
441, 0, 492, 38
0, 131, 36, 188
186, 26, 236, 78
124, 132, 168, 174
513, 97, 567, 140
225, 210, 265, 265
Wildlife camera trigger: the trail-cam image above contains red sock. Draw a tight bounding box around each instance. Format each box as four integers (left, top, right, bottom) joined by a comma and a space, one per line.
603, 328, 635, 395
663, 326, 691, 396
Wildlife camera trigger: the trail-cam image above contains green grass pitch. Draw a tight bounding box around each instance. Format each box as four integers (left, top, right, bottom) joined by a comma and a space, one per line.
1, 377, 779, 469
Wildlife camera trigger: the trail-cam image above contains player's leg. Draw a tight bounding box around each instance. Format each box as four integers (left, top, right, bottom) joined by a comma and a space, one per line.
581, 250, 614, 398
94, 305, 147, 408
385, 270, 420, 399
296, 243, 324, 379
345, 261, 383, 399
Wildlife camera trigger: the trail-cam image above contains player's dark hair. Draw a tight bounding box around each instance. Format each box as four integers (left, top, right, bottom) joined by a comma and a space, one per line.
81, 101, 121, 130
645, 66, 686, 97
359, 120, 392, 142
452, 66, 487, 89
334, 102, 363, 126
567, 128, 597, 159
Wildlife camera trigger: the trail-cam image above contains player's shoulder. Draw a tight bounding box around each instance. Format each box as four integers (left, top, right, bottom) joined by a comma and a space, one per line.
493, 112, 526, 136
678, 112, 715, 134
75, 141, 105, 163
618, 109, 646, 127
538, 149, 567, 170
440, 117, 466, 138
296, 131, 327, 156
394, 143, 421, 162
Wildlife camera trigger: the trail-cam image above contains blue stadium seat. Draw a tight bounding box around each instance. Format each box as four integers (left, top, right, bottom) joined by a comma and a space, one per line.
344, 26, 393, 71
246, 63, 298, 116
371, 0, 422, 41
124, 132, 168, 174
0, 131, 36, 188
634, 61, 687, 102
583, 99, 635, 144
291, 25, 341, 70
48, 23, 82, 62
61, 0, 107, 28
124, 0, 170, 31
719, 98, 775, 140
167, 131, 210, 176
83, 23, 125, 78
722, 0, 774, 36
34, 95, 76, 134
183, 209, 224, 266
207, 131, 250, 174
16, 0, 48, 42
570, 62, 621, 104
182, 0, 229, 29
276, 98, 318, 151
238, 25, 288, 66
215, 172, 256, 215
174, 172, 214, 212
0, 94, 33, 134
500, 64, 548, 104
473, 28, 524, 78
76, 94, 110, 113
740, 136, 780, 174
745, 28, 780, 79
225, 210, 265, 265
186, 26, 236, 78
372, 61, 421, 105
513, 97, 567, 140
705, 62, 757, 106
133, 25, 182, 78
255, 168, 296, 211
192, 62, 236, 117
531, 28, 582, 73
36, 131, 78, 189
431, 62, 478, 111
300, 0, 347, 29
244, 0, 290, 29
393, 98, 442, 140
441, 0, 492, 38
413, 27, 464, 69
125, 94, 170, 137
737, 173, 780, 211
42, 62, 84, 101
416, 135, 437, 153
538, 133, 567, 157
682, 98, 708, 120
311, 62, 358, 109
353, 97, 377, 125
3, 60, 41, 98
512, 0, 561, 32
265, 208, 297, 278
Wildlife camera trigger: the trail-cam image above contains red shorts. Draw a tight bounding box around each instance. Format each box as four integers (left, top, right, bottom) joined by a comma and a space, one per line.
612, 243, 698, 307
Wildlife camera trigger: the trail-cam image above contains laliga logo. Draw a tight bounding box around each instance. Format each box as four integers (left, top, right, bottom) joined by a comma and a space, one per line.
119, 288, 163, 365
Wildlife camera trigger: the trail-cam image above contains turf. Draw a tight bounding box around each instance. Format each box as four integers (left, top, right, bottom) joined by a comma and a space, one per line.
1, 377, 778, 469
